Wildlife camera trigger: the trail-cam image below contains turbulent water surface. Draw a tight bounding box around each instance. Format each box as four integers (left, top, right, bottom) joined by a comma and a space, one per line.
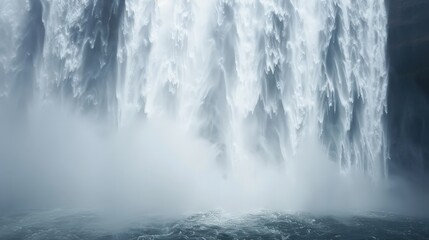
1, 211, 429, 240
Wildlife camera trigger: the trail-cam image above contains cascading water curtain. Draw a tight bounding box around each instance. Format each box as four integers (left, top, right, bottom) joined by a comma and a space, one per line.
0, 0, 388, 179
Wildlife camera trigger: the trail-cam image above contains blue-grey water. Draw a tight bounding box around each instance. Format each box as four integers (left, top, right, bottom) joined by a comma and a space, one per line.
1, 211, 428, 240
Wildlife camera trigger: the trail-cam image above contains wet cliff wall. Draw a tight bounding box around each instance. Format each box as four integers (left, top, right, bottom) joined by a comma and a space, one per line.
387, 0, 429, 182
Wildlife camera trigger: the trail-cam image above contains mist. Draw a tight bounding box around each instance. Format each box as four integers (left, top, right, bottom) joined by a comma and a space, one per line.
2, 102, 427, 220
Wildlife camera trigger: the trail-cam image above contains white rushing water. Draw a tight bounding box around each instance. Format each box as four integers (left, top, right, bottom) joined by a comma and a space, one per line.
115, 0, 389, 178
0, 0, 389, 212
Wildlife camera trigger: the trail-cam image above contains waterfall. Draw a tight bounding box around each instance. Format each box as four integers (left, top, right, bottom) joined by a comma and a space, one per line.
0, 0, 388, 180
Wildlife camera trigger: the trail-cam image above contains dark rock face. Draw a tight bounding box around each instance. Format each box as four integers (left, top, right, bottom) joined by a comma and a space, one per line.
387, 0, 429, 182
